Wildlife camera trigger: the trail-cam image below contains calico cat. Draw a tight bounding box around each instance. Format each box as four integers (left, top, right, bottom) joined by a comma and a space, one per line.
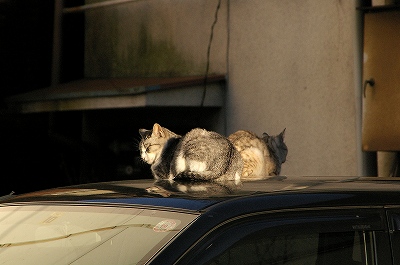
228, 129, 287, 180
139, 123, 243, 183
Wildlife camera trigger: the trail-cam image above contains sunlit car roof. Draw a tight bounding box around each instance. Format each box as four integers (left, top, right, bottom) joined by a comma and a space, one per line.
3, 176, 400, 213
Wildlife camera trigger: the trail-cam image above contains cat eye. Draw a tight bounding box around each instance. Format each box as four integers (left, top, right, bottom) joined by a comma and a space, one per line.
146, 144, 160, 153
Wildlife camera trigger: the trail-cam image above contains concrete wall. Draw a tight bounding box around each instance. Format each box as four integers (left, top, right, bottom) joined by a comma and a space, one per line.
85, 0, 363, 176
227, 0, 361, 176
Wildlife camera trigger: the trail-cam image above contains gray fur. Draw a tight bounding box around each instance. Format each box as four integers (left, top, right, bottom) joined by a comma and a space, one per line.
139, 123, 243, 183
262, 128, 287, 175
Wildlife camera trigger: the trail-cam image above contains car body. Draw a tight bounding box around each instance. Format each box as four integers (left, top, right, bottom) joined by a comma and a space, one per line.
1, 176, 400, 264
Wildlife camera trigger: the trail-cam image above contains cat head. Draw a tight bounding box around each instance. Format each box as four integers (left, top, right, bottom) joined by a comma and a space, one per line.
262, 128, 288, 175
138, 123, 180, 165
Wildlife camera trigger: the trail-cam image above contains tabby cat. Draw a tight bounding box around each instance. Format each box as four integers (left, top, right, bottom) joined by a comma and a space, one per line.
139, 123, 243, 183
228, 129, 287, 180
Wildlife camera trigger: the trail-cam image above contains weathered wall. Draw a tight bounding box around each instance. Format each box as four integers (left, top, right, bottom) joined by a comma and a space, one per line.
85, 0, 228, 77
227, 0, 361, 176
85, 0, 362, 176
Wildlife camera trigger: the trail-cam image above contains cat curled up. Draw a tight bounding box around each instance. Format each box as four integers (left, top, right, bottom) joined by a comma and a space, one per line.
139, 123, 243, 183
228, 129, 287, 181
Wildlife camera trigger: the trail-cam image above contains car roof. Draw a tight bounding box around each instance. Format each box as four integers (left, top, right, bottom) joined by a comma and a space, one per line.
2, 176, 400, 213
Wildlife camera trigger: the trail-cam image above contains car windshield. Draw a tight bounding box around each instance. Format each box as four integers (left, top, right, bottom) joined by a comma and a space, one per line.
0, 204, 198, 265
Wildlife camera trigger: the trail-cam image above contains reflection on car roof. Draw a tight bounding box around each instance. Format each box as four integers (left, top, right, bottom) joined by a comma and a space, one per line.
3, 176, 400, 212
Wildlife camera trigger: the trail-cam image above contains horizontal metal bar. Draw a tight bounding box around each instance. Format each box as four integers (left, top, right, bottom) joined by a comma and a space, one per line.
63, 0, 146, 13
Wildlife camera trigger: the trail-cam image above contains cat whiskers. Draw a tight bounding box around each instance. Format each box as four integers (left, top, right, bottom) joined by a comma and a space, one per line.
132, 137, 141, 151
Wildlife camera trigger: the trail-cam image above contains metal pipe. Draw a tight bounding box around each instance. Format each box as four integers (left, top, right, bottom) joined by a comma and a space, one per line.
63, 0, 146, 14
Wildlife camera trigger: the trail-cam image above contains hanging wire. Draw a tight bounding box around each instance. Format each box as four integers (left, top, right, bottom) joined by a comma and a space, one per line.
201, 0, 222, 107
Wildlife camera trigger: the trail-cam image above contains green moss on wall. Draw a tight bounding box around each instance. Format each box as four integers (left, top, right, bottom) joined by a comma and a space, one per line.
115, 24, 196, 77
85, 13, 200, 78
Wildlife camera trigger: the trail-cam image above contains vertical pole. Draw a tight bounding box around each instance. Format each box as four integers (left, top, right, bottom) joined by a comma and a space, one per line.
51, 0, 63, 87
377, 151, 397, 177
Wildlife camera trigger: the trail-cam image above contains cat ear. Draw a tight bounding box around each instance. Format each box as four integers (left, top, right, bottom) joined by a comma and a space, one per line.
279, 128, 286, 139
152, 123, 165, 138
262, 132, 270, 138
139, 128, 150, 138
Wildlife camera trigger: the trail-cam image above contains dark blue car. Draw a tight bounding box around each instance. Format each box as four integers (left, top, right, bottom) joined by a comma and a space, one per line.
1, 176, 399, 264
